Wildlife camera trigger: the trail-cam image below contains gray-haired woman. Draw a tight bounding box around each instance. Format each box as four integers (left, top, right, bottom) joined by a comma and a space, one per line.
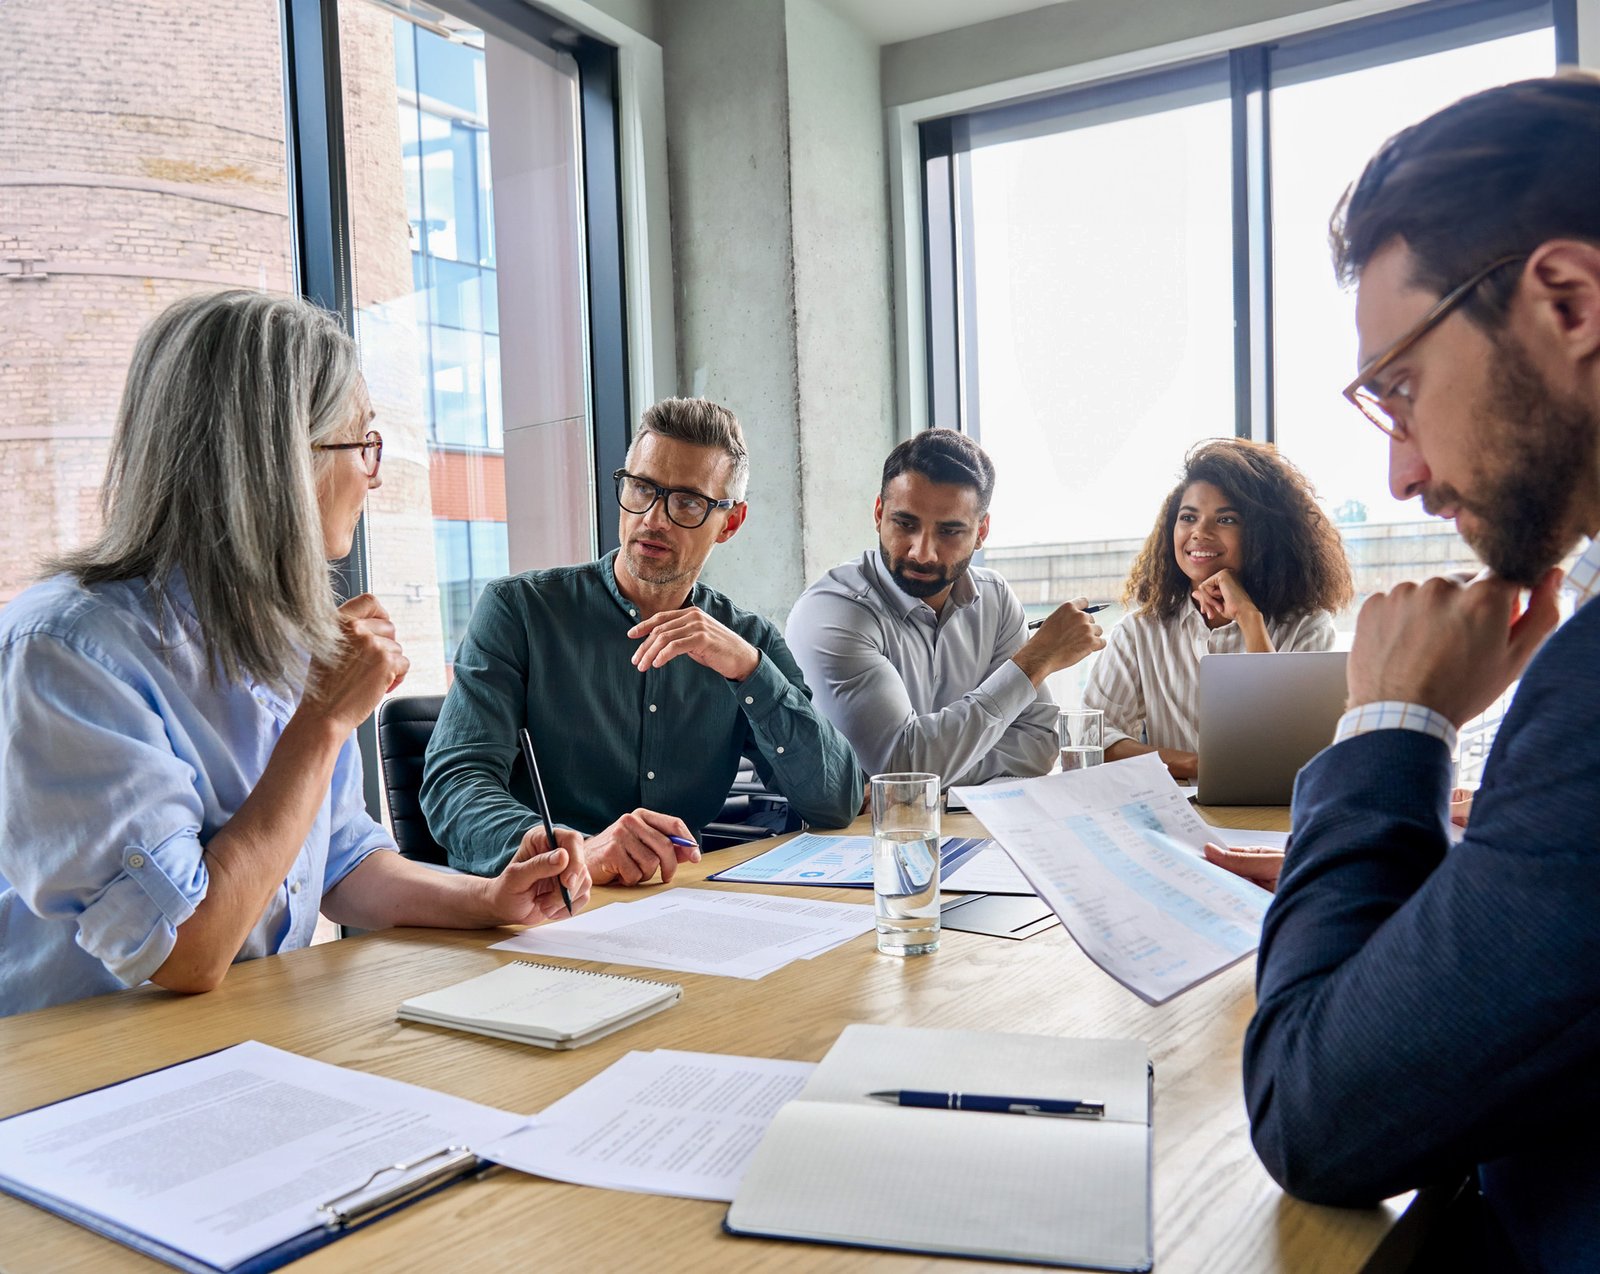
0, 290, 590, 1016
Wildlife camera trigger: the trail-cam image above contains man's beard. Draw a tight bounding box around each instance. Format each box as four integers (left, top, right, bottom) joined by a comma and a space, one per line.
1434, 336, 1598, 584
622, 541, 692, 588
878, 542, 974, 599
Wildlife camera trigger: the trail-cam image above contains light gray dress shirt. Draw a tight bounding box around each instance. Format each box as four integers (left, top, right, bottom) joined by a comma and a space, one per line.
785, 550, 1058, 787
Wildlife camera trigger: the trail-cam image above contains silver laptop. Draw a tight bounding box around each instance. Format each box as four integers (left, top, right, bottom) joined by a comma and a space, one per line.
1196, 651, 1349, 805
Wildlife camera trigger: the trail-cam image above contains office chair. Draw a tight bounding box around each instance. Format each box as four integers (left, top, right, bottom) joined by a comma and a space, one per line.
374, 694, 790, 861
375, 694, 449, 865
700, 759, 796, 851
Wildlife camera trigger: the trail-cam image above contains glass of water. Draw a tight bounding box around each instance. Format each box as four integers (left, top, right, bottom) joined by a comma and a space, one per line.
870, 773, 941, 956
1058, 707, 1105, 770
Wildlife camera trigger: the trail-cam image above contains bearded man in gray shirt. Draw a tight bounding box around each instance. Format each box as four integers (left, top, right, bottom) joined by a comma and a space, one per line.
786, 430, 1104, 789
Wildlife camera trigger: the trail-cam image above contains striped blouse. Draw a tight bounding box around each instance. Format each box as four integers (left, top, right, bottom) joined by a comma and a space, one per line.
1083, 604, 1337, 754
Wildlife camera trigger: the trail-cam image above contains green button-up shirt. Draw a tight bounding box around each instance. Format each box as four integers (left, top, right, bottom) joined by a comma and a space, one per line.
420, 551, 864, 874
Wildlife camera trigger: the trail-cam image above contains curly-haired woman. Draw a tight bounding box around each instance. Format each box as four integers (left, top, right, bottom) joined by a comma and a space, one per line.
1083, 438, 1354, 781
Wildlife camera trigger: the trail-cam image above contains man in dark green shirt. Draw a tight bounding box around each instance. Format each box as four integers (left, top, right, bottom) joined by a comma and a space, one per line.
420, 398, 864, 884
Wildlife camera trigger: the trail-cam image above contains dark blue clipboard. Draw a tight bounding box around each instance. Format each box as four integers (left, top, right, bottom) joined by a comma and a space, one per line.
0, 1045, 495, 1274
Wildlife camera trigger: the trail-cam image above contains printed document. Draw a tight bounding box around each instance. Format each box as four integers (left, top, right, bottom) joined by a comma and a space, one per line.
707, 832, 990, 887
0, 1040, 526, 1272
952, 754, 1271, 1004
484, 1049, 815, 1200
491, 889, 875, 979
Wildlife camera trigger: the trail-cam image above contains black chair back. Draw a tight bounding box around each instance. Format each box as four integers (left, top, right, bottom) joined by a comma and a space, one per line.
376, 695, 448, 864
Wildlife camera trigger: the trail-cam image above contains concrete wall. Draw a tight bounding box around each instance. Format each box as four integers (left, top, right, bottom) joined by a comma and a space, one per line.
660, 0, 896, 622
784, 0, 896, 584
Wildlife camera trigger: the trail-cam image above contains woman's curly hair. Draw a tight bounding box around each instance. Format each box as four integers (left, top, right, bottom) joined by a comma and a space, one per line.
1123, 439, 1354, 623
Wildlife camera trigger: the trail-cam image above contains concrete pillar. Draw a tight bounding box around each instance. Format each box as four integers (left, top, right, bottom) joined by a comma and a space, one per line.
659, 0, 896, 623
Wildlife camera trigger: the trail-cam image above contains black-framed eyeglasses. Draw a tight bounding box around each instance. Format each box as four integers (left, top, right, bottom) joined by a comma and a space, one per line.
1342, 254, 1525, 441
314, 429, 384, 477
613, 468, 737, 529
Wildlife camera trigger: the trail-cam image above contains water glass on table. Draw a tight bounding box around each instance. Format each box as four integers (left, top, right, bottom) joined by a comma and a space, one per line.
870, 772, 941, 957
1058, 707, 1104, 771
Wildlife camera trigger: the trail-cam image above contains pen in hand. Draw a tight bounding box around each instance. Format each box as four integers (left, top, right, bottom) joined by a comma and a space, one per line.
867, 1090, 1105, 1118
1028, 603, 1110, 630
517, 726, 574, 915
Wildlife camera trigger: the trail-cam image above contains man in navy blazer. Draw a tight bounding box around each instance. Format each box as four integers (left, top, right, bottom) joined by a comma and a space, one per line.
1240, 74, 1600, 1272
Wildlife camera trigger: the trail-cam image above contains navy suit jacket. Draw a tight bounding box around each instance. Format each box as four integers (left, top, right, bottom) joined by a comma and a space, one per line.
1244, 596, 1600, 1273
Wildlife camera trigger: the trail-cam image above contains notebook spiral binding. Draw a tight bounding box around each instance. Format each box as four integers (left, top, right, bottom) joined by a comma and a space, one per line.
510, 960, 671, 988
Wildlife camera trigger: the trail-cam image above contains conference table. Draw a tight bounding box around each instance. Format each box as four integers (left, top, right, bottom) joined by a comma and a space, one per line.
0, 804, 1431, 1273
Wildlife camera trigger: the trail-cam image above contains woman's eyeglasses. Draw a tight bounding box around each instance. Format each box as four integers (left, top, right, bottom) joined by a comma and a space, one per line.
314, 430, 384, 477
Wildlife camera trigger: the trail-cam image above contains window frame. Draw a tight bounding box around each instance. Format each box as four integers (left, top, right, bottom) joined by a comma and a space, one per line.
917, 0, 1566, 450
280, 0, 641, 816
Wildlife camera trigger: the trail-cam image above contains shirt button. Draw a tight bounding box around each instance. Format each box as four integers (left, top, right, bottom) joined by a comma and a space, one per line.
127, 853, 146, 869
776, 746, 785, 755
646, 770, 656, 780
649, 704, 657, 713
744, 696, 754, 705
289, 882, 300, 895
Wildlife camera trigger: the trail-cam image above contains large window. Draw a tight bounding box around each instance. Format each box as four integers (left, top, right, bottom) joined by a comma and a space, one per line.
0, 0, 294, 613
923, 0, 1564, 770
336, 0, 623, 691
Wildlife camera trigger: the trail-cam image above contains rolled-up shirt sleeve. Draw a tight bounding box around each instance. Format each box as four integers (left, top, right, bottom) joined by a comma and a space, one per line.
324, 732, 396, 891
0, 631, 209, 988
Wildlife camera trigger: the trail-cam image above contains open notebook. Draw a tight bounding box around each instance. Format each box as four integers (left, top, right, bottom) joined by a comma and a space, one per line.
398, 961, 681, 1050
726, 1025, 1152, 1272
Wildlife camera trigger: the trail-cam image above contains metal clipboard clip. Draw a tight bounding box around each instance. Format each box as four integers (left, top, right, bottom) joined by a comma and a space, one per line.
316, 1145, 480, 1229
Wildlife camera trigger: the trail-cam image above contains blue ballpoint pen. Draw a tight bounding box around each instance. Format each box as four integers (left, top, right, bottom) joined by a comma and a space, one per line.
667, 835, 698, 849
867, 1090, 1105, 1119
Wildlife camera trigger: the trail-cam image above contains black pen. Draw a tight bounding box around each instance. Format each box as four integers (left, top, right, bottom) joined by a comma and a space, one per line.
868, 1090, 1105, 1119
517, 726, 574, 915
1028, 602, 1110, 630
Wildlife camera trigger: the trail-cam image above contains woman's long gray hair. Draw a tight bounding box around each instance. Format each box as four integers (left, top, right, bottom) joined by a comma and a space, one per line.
50, 290, 358, 691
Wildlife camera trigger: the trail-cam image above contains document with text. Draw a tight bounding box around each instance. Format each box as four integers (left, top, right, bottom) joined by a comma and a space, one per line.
485, 1049, 815, 1200
491, 889, 876, 979
953, 754, 1271, 1004
0, 1040, 527, 1272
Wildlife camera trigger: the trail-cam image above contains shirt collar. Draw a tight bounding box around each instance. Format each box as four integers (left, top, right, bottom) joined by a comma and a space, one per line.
600, 548, 706, 621
1565, 536, 1600, 610
862, 548, 976, 623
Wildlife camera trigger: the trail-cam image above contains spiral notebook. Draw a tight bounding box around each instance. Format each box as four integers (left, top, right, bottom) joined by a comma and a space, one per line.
398, 961, 682, 1050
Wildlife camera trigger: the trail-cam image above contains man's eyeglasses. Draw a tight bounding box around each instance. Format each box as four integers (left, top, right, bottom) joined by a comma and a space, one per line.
1343, 255, 1525, 440
314, 430, 384, 477
613, 469, 737, 529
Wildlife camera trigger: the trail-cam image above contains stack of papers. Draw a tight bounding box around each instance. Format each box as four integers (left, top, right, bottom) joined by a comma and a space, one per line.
953, 754, 1272, 1004
490, 889, 875, 980
485, 1049, 816, 1201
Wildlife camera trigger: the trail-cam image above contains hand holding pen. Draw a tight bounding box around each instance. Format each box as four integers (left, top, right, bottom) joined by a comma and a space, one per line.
518, 726, 575, 914
1014, 599, 1108, 685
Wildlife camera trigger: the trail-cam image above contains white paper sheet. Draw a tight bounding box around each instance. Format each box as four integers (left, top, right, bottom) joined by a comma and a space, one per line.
952, 754, 1271, 1004
0, 1041, 527, 1271
1204, 826, 1290, 851
483, 1049, 815, 1201
940, 845, 1037, 895
491, 889, 876, 979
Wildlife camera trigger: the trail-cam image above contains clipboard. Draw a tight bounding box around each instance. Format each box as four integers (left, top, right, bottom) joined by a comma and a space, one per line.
0, 1043, 515, 1274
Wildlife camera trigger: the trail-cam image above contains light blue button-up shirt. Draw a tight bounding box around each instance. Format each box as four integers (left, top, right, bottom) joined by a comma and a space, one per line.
0, 573, 393, 1016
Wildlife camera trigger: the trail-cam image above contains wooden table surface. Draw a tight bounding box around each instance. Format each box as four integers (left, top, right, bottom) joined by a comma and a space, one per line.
0, 806, 1427, 1273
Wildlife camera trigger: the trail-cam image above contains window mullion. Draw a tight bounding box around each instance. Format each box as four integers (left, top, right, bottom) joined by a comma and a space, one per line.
1229, 45, 1274, 444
